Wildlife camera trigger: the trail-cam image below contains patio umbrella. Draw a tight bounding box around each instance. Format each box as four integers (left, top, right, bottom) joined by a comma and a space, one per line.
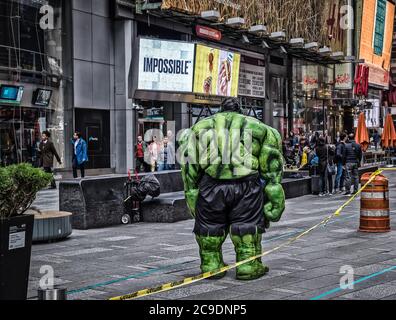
355, 112, 370, 152
381, 113, 396, 148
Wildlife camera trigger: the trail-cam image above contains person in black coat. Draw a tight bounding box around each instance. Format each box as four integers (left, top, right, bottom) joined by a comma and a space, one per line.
315, 137, 328, 196
38, 131, 62, 189
343, 134, 363, 195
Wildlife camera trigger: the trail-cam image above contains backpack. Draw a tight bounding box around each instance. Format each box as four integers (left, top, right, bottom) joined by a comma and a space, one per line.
310, 154, 319, 166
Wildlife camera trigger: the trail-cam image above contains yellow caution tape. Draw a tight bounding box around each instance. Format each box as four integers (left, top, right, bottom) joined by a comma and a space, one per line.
109, 168, 394, 301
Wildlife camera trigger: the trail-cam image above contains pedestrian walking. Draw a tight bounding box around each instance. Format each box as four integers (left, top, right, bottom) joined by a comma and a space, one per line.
71, 132, 88, 179
343, 133, 363, 196
315, 137, 329, 197
135, 135, 148, 173
324, 130, 332, 145
334, 133, 347, 193
372, 130, 381, 151
39, 131, 62, 189
310, 132, 320, 149
326, 144, 336, 195
158, 136, 175, 171
148, 137, 159, 172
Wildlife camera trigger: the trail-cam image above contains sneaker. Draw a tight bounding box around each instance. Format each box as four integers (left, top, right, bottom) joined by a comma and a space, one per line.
329, 193, 333, 196
319, 193, 324, 197
343, 192, 351, 196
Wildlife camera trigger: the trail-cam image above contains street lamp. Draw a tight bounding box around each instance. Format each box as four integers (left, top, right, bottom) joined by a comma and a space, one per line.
249, 24, 268, 35
331, 51, 345, 60
289, 38, 305, 48
304, 42, 319, 51
269, 31, 286, 41
201, 10, 220, 21
319, 46, 332, 56
226, 17, 245, 27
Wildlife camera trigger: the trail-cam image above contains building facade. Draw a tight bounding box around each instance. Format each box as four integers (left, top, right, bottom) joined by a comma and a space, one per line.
2, 0, 394, 173
0, 0, 64, 168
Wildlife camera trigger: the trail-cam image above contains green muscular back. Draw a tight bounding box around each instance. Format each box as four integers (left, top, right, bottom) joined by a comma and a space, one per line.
179, 112, 285, 224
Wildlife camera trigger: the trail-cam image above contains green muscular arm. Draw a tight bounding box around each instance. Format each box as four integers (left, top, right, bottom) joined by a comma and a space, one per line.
179, 128, 201, 218
259, 128, 285, 223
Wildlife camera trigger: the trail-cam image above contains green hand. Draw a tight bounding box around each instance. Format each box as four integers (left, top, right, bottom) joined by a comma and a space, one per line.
264, 183, 285, 222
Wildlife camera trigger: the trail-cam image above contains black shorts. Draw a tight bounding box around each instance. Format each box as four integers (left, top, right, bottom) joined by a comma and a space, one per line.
194, 174, 266, 237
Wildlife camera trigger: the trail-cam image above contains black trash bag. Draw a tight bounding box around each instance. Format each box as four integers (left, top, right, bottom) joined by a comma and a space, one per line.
130, 174, 161, 201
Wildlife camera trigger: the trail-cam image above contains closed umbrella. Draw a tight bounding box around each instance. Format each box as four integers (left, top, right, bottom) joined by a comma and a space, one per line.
355, 112, 369, 152
381, 113, 396, 148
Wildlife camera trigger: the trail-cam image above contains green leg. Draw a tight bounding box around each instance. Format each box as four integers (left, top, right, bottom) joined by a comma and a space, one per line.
231, 233, 269, 281
196, 234, 228, 279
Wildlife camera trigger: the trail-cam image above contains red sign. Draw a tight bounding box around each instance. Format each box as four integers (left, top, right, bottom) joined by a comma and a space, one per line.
195, 25, 222, 41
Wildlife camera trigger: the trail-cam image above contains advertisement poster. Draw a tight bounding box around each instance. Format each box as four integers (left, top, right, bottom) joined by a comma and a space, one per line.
302, 65, 319, 91
138, 39, 195, 92
238, 56, 265, 98
354, 100, 381, 128
193, 44, 241, 97
335, 63, 353, 90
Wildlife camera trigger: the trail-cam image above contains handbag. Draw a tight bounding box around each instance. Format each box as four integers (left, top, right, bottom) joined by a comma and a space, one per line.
327, 146, 336, 175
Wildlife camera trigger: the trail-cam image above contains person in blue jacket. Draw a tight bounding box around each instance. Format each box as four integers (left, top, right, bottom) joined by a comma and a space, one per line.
71, 132, 88, 178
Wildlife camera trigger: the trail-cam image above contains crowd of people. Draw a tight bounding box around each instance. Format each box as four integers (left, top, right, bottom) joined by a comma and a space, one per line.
283, 130, 363, 197
135, 134, 175, 173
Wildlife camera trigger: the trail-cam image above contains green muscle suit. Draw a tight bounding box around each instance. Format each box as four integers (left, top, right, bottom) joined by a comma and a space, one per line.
179, 98, 285, 280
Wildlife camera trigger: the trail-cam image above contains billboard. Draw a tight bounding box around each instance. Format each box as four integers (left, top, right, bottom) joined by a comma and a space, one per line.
238, 56, 265, 98
138, 39, 195, 92
193, 44, 241, 97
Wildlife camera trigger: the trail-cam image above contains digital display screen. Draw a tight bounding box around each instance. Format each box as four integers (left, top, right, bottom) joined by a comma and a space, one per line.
0, 85, 24, 104
32, 89, 52, 106
193, 44, 241, 97
138, 38, 195, 92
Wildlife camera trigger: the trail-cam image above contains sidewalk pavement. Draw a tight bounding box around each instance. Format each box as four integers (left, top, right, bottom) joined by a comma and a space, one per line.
28, 172, 396, 300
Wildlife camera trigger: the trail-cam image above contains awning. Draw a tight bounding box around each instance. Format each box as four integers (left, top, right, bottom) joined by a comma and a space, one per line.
134, 90, 223, 105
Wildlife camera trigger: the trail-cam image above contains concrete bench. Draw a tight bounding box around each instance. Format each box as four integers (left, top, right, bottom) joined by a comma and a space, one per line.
141, 191, 191, 223
59, 171, 186, 229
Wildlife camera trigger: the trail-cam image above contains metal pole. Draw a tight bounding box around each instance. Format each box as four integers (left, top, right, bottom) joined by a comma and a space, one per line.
37, 287, 67, 300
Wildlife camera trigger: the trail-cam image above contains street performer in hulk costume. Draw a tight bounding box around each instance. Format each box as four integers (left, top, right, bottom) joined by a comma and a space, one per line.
179, 98, 285, 281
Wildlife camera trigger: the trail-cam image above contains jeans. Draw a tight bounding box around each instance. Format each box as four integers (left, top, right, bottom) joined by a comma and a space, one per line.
344, 163, 359, 194
335, 162, 344, 190
319, 170, 327, 193
327, 170, 334, 194
158, 163, 175, 171
72, 157, 85, 178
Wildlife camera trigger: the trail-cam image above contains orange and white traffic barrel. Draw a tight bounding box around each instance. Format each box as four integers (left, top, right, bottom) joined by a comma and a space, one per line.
359, 173, 391, 233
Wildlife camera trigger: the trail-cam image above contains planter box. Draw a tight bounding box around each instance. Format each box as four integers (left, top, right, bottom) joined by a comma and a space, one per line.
0, 214, 34, 300
32, 211, 73, 243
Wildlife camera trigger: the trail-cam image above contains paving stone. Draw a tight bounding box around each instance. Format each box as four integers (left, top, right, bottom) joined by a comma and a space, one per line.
339, 284, 396, 300
27, 171, 396, 300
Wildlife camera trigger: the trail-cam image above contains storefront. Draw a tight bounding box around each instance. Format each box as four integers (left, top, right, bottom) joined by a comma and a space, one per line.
0, 84, 63, 167
292, 59, 338, 140
0, 0, 64, 167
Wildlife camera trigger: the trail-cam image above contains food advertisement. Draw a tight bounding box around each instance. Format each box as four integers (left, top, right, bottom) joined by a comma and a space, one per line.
193, 44, 241, 97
